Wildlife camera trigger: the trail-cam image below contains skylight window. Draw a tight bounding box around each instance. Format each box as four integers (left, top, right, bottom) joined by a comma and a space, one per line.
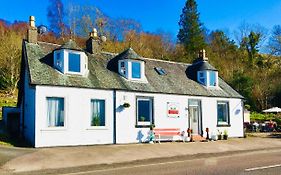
154, 67, 166, 75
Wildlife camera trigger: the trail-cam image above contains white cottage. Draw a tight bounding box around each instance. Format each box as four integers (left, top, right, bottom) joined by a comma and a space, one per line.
4, 17, 244, 147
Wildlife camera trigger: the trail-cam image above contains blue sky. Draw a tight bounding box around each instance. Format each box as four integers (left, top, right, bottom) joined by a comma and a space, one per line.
1, 0, 281, 37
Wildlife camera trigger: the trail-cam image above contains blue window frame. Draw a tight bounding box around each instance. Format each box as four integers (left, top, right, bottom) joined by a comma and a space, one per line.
132, 62, 141, 79
209, 71, 217, 86
68, 53, 81, 72
47, 97, 64, 127
91, 99, 105, 126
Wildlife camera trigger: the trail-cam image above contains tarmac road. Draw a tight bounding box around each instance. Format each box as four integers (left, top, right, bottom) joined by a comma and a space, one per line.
62, 149, 281, 175
15, 148, 281, 175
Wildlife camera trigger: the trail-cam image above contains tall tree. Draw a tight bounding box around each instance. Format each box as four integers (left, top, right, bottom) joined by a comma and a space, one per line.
47, 0, 66, 38
241, 31, 261, 65
268, 25, 281, 56
177, 0, 206, 60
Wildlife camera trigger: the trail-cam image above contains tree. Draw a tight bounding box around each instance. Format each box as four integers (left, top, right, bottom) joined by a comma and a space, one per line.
240, 31, 261, 65
177, 0, 206, 60
47, 0, 67, 38
0, 31, 21, 94
268, 25, 281, 56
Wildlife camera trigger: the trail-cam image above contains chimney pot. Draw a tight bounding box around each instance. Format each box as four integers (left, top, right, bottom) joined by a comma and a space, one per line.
86, 30, 100, 54
199, 49, 208, 61
27, 16, 37, 43
29, 16, 36, 28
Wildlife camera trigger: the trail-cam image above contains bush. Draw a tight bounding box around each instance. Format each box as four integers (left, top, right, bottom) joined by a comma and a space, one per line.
250, 112, 274, 121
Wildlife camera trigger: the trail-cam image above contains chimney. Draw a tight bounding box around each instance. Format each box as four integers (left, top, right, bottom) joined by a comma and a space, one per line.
198, 49, 208, 61
27, 16, 37, 43
86, 28, 106, 54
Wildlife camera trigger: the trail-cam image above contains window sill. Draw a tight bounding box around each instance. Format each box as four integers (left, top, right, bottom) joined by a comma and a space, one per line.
135, 125, 151, 128
217, 124, 231, 127
41, 127, 67, 131
86, 126, 108, 130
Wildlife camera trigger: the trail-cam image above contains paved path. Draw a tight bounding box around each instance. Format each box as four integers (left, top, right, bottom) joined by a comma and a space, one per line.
1, 137, 281, 174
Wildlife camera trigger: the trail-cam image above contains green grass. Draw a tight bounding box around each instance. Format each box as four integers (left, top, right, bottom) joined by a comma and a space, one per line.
0, 92, 17, 120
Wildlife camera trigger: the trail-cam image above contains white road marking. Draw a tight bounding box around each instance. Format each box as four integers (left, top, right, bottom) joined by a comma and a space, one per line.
57, 159, 193, 175
245, 164, 281, 172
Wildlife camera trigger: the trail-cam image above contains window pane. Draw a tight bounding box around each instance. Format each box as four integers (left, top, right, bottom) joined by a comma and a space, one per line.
68, 53, 81, 72
47, 97, 64, 127
209, 71, 216, 86
91, 99, 105, 126
120, 61, 126, 75
132, 62, 141, 79
198, 71, 206, 85
217, 102, 229, 124
137, 98, 153, 125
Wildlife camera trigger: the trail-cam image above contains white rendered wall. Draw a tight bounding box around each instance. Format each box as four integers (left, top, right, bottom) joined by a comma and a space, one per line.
115, 91, 244, 144
200, 97, 244, 138
35, 86, 114, 147
23, 69, 36, 145
115, 91, 190, 144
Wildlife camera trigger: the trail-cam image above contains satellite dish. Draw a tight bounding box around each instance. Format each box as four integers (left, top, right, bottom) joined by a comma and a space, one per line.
37, 25, 47, 34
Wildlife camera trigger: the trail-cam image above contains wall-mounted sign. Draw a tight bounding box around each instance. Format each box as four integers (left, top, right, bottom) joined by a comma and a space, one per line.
167, 102, 180, 118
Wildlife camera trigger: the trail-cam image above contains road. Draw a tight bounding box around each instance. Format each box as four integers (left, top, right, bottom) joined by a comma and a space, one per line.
14, 148, 281, 175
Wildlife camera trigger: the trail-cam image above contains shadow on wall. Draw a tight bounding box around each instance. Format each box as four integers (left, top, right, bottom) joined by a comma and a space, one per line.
137, 130, 144, 143
116, 105, 125, 113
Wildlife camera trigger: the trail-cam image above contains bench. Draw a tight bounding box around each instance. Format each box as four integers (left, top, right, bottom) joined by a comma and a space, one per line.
153, 128, 183, 143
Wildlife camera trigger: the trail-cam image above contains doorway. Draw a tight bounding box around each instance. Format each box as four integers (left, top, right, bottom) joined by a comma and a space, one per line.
188, 99, 202, 135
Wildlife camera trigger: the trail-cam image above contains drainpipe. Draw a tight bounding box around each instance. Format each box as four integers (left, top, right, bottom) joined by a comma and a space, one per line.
113, 90, 117, 144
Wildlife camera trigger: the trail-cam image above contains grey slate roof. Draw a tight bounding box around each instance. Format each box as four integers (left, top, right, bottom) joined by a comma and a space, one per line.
24, 41, 243, 99
57, 39, 83, 51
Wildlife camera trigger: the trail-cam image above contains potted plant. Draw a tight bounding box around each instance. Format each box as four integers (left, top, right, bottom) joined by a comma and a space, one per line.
140, 116, 146, 122
123, 102, 130, 108
91, 114, 100, 126
217, 130, 222, 140
223, 130, 228, 140
149, 124, 155, 143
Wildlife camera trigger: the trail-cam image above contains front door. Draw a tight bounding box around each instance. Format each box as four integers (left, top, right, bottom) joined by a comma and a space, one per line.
188, 100, 201, 135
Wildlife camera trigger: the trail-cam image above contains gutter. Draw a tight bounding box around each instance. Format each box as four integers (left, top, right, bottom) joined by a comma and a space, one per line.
113, 90, 117, 144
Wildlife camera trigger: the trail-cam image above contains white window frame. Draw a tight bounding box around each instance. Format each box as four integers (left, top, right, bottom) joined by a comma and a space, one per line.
207, 71, 218, 87
119, 60, 127, 78
217, 101, 230, 126
88, 98, 107, 130
44, 96, 67, 130
136, 97, 154, 127
53, 49, 88, 76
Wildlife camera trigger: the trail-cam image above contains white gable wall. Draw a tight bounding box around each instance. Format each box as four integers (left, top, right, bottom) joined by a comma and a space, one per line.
35, 86, 114, 147
23, 69, 36, 145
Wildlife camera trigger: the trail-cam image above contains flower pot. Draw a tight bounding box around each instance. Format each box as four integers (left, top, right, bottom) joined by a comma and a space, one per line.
223, 135, 228, 140
217, 135, 222, 140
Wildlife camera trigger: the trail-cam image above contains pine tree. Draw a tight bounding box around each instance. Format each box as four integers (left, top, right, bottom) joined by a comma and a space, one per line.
177, 0, 206, 60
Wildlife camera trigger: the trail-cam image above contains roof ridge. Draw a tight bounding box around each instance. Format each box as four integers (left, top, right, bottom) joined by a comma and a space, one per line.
141, 57, 190, 65
37, 41, 61, 47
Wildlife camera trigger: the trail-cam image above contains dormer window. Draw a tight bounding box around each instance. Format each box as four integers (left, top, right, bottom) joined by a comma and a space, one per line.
197, 70, 218, 87
54, 49, 88, 76
118, 60, 146, 82
116, 48, 147, 82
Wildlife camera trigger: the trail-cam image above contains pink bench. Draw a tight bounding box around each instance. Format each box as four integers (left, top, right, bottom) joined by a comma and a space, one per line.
153, 128, 182, 143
